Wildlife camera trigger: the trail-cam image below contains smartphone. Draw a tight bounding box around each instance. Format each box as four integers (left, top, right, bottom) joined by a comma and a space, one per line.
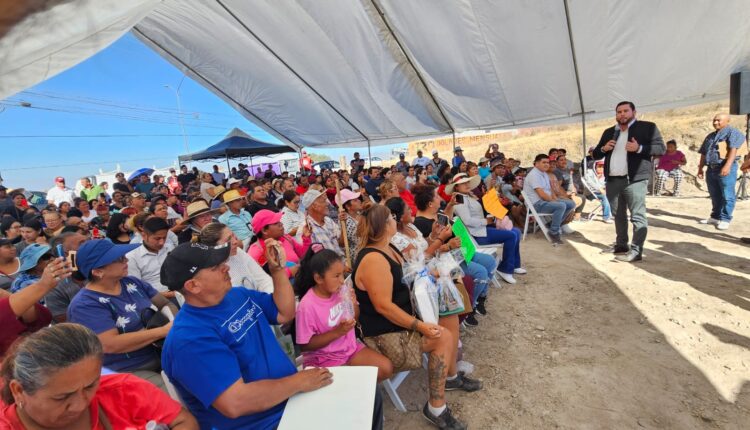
455, 194, 464, 204
437, 213, 449, 226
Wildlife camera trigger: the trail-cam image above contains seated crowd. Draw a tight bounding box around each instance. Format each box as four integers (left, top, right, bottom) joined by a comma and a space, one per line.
0, 144, 615, 429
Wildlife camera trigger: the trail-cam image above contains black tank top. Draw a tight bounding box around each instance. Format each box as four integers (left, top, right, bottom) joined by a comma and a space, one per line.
353, 247, 413, 337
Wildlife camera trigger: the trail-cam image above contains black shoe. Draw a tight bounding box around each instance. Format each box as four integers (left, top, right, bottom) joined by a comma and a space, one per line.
475, 298, 487, 316
464, 312, 479, 327
615, 250, 642, 262
550, 233, 563, 245
741, 237, 750, 244
422, 403, 468, 430
601, 245, 629, 254
445, 371, 483, 392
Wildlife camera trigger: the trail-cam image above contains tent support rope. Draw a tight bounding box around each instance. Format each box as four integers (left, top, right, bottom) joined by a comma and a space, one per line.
563, 0, 587, 169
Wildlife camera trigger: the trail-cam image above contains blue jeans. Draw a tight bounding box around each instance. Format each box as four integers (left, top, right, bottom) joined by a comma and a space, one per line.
594, 192, 612, 219
460, 252, 497, 305
706, 162, 738, 221
533, 199, 576, 235
474, 227, 522, 274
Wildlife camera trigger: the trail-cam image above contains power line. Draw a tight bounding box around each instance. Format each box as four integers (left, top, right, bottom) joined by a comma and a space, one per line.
0, 156, 178, 171
0, 134, 225, 138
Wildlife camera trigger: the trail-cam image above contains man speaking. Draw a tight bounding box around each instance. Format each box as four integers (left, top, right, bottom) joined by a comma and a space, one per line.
592, 101, 665, 262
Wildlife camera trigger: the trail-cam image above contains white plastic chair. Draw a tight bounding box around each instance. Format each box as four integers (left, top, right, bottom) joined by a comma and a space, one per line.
381, 371, 411, 412
161, 371, 185, 406
580, 176, 603, 221
520, 190, 554, 242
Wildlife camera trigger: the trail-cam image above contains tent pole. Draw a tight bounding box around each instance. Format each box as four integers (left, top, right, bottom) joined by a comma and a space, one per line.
367, 140, 372, 168
226, 153, 231, 175
452, 131, 457, 152
563, 0, 587, 172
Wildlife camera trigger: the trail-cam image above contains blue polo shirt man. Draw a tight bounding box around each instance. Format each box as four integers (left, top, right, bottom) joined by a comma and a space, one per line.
217, 190, 253, 247
697, 114, 746, 229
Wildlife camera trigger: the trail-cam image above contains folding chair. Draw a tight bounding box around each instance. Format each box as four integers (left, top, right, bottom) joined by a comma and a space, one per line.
520, 190, 554, 242
161, 371, 185, 406
580, 178, 603, 221
381, 371, 411, 412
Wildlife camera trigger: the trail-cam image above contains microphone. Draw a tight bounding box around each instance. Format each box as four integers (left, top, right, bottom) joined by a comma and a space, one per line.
612, 128, 620, 143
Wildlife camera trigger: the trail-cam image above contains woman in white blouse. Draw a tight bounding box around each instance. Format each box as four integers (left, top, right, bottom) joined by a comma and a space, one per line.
279, 190, 304, 236
447, 173, 524, 285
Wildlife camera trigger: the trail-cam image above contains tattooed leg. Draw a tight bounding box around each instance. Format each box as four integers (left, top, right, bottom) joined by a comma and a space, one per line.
428, 351, 447, 406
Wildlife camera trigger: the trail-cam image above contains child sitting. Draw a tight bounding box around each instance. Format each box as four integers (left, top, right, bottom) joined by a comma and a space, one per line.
293, 244, 393, 382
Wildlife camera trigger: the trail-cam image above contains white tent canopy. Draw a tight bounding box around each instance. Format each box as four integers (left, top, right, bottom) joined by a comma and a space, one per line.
2, 0, 750, 148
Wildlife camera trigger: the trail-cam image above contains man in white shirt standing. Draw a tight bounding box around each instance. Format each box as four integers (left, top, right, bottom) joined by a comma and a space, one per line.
46, 177, 76, 206
592, 101, 665, 262
412, 150, 430, 168
126, 217, 175, 299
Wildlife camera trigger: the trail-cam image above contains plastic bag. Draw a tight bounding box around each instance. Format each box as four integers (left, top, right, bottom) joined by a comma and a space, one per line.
433, 252, 464, 280
413, 270, 439, 324
435, 276, 465, 315
402, 246, 427, 287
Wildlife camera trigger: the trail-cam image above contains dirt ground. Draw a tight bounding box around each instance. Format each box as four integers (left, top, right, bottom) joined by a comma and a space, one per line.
386, 193, 750, 429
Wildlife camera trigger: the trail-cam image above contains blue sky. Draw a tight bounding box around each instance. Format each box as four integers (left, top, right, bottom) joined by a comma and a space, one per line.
0, 33, 400, 191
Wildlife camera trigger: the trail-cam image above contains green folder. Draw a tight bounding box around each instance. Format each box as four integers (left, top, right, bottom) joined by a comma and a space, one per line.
451, 217, 476, 262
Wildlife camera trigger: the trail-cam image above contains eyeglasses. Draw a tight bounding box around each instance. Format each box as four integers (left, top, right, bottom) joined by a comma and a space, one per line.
291, 200, 300, 204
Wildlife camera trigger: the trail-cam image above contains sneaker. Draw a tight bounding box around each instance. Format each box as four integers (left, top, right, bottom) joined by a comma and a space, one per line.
601, 244, 629, 254
475, 299, 487, 316
699, 218, 720, 225
716, 221, 730, 230
550, 233, 563, 245
464, 312, 479, 327
513, 267, 527, 275
603, 218, 614, 224
445, 372, 483, 392
561, 224, 575, 234
422, 403, 467, 430
497, 271, 516, 284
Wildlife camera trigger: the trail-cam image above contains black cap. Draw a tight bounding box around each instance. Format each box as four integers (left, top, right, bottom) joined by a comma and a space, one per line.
160, 242, 231, 291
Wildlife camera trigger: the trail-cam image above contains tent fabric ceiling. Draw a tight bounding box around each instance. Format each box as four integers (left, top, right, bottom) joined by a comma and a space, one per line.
2, 1, 750, 149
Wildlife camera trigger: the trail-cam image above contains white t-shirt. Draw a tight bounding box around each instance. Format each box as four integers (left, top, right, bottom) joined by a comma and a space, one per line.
609, 128, 629, 176
46, 186, 76, 205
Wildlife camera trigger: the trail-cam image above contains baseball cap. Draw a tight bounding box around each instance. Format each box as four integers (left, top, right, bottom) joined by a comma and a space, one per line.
75, 239, 140, 279
251, 209, 284, 233
479, 157, 489, 164
55, 177, 65, 183
432, 150, 439, 155
130, 192, 146, 199
454, 146, 463, 152
335, 189, 361, 207
301, 189, 324, 209
160, 242, 231, 291
399, 153, 405, 158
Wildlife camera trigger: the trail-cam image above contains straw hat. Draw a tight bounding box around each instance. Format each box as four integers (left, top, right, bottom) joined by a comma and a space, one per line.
445, 173, 481, 195
211, 186, 227, 201
185, 200, 218, 220
221, 189, 244, 204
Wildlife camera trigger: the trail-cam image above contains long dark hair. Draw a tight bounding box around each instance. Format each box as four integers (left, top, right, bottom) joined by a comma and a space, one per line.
105, 212, 129, 241
384, 197, 406, 227
293, 246, 342, 298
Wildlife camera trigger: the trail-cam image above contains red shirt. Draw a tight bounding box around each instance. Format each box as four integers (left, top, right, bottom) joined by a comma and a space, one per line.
399, 189, 417, 215
437, 184, 451, 202
0, 298, 51, 358
0, 374, 182, 430
296, 185, 309, 195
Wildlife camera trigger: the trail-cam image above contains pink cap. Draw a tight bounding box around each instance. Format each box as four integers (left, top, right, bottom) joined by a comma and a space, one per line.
335, 189, 361, 207
55, 177, 65, 183
251, 209, 284, 233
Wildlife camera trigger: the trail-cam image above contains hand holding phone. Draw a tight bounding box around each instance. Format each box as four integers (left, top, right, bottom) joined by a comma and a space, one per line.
455, 194, 464, 205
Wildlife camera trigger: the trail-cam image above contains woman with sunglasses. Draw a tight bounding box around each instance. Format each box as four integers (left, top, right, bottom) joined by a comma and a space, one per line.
67, 239, 178, 388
